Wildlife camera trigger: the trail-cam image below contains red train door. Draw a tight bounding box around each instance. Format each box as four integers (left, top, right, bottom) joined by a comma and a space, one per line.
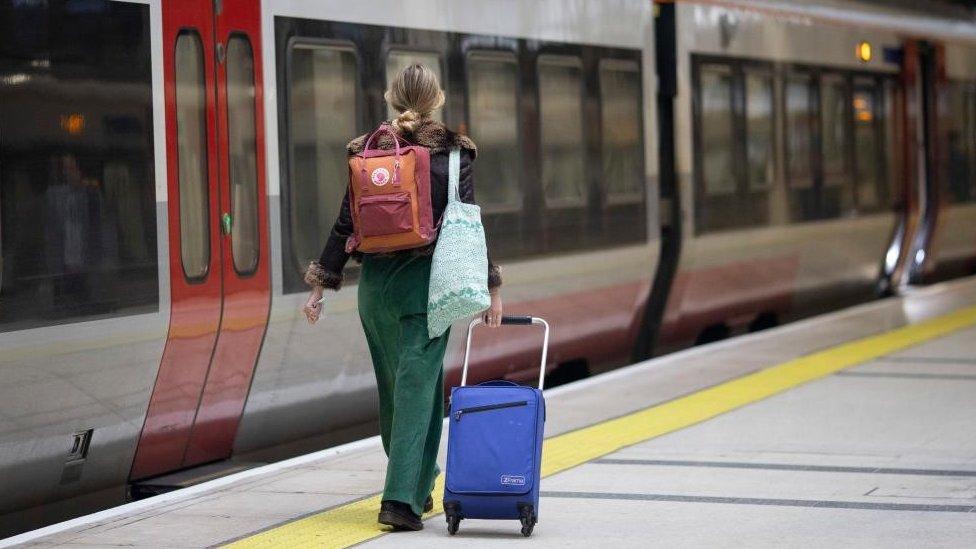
131, 0, 270, 480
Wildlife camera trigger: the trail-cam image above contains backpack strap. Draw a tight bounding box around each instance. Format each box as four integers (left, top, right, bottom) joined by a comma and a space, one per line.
448, 147, 461, 203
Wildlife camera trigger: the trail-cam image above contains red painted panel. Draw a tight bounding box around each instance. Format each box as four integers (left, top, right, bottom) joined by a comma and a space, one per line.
132, 0, 270, 479
131, 0, 222, 480
183, 0, 271, 466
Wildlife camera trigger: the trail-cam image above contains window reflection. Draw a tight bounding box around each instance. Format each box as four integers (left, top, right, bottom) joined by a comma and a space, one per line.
853, 82, 881, 210
0, 0, 157, 332
600, 60, 643, 202
467, 51, 520, 211
821, 74, 851, 188
700, 65, 735, 196
175, 31, 210, 280
226, 35, 259, 275
946, 81, 976, 204
786, 74, 813, 189
539, 55, 586, 207
286, 44, 358, 290
745, 70, 774, 191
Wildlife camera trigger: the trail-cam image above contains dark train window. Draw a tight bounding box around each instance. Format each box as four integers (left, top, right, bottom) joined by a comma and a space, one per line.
386, 51, 443, 122
538, 55, 586, 207
692, 57, 772, 233
285, 43, 358, 286
599, 59, 643, 202
852, 78, 885, 211
883, 78, 900, 208
466, 51, 521, 211
0, 0, 157, 332
175, 31, 210, 280
785, 73, 814, 189
226, 35, 259, 275
744, 68, 774, 191
946, 80, 976, 204
821, 74, 851, 188
699, 64, 736, 196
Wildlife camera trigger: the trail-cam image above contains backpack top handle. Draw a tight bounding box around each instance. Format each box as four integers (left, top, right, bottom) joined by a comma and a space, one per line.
356, 124, 410, 191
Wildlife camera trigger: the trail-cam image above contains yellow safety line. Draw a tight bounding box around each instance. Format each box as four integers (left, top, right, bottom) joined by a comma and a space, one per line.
226, 303, 976, 549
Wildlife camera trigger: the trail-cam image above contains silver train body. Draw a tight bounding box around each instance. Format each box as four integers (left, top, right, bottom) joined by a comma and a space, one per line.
0, 0, 974, 535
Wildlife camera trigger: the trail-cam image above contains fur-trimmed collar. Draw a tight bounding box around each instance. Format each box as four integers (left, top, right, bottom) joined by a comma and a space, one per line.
346, 119, 477, 159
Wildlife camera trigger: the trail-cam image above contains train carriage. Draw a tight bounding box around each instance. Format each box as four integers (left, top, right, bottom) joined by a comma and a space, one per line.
1, 0, 975, 535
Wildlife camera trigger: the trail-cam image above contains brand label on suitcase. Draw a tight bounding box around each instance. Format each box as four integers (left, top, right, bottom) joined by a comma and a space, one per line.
500, 475, 526, 486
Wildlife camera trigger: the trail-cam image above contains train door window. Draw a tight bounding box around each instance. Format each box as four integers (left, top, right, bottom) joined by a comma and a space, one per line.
946, 81, 976, 204
466, 51, 520, 211
0, 0, 157, 331
599, 59, 644, 203
386, 51, 443, 122
744, 68, 774, 191
785, 73, 814, 189
699, 64, 736, 197
538, 55, 586, 207
226, 35, 259, 275
852, 78, 883, 211
176, 31, 211, 280
285, 43, 358, 292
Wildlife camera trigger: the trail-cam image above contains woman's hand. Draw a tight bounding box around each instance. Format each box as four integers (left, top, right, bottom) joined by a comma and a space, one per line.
483, 290, 503, 328
303, 287, 324, 324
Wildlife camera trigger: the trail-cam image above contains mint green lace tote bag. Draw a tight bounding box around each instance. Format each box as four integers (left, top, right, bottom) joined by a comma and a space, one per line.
427, 147, 491, 338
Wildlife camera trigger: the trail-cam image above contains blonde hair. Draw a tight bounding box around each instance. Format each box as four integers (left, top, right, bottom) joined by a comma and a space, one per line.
384, 63, 445, 133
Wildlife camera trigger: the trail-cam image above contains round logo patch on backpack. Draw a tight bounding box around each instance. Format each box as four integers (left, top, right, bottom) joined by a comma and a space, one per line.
371, 167, 390, 186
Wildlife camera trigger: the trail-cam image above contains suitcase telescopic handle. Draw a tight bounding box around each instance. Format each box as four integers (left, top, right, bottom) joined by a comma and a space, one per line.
460, 316, 550, 390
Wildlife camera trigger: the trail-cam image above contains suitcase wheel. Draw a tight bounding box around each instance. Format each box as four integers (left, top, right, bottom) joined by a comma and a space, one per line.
518, 503, 536, 537
444, 501, 461, 535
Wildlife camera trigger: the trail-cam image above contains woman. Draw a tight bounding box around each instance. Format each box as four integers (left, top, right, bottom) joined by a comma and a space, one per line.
301, 63, 504, 531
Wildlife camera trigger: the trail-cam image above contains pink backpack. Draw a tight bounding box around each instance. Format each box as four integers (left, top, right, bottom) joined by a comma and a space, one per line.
344, 124, 438, 254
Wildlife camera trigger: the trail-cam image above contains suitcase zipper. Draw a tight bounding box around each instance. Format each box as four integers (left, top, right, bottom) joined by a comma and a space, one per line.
453, 400, 528, 421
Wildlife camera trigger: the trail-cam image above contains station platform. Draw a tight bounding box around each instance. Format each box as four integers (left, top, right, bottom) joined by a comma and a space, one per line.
6, 278, 976, 548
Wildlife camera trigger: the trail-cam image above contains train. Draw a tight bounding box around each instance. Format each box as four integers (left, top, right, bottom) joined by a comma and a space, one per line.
1, 0, 975, 535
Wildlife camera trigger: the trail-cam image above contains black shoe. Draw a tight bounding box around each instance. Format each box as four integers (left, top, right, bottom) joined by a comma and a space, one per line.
424, 495, 433, 513
378, 500, 423, 531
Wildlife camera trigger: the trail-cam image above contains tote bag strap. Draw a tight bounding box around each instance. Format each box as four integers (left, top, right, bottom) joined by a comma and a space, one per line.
447, 147, 461, 203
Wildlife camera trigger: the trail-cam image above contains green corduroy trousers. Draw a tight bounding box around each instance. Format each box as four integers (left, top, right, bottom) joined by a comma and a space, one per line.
358, 252, 450, 516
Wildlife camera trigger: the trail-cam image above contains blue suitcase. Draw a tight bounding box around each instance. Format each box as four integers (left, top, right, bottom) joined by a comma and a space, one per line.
443, 315, 549, 537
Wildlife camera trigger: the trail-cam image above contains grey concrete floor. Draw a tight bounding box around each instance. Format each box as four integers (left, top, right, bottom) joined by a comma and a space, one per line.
364, 330, 976, 548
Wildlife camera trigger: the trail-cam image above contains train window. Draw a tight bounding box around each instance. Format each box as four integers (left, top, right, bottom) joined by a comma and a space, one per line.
946, 81, 976, 204
0, 0, 157, 332
386, 51, 443, 122
466, 51, 521, 211
600, 59, 644, 202
226, 35, 259, 275
852, 79, 883, 211
883, 78, 899, 208
744, 69, 774, 191
176, 31, 210, 280
538, 55, 586, 207
286, 44, 358, 288
699, 64, 736, 196
785, 73, 814, 188
821, 74, 852, 194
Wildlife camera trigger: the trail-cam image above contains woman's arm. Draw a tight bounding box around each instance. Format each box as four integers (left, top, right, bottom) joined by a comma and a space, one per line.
304, 188, 353, 291
303, 188, 353, 324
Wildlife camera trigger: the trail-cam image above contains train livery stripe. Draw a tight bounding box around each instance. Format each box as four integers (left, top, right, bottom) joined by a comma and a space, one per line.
225, 303, 976, 549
